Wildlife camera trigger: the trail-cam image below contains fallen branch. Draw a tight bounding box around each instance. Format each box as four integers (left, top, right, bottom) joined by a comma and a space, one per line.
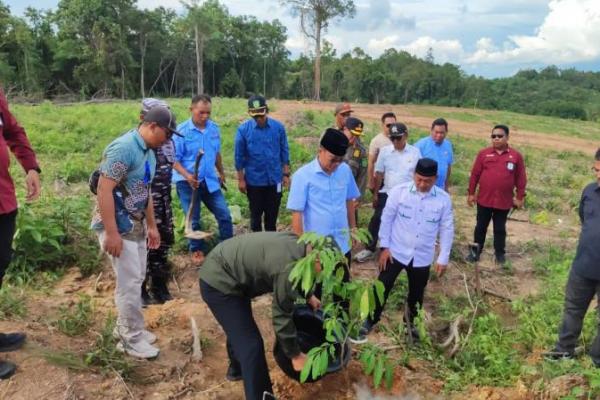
94, 272, 103, 293
190, 317, 203, 361
482, 287, 513, 301
441, 315, 464, 358
460, 302, 480, 353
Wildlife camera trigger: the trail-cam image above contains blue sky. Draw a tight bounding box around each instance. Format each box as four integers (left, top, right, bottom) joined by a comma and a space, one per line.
5, 0, 600, 78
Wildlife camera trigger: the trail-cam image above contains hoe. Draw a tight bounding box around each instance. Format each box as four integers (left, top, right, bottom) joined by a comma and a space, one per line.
184, 150, 213, 240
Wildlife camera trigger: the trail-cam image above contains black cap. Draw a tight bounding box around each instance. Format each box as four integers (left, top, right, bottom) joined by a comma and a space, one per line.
248, 95, 268, 116
345, 117, 364, 136
320, 128, 349, 156
415, 158, 438, 177
389, 123, 408, 138
143, 106, 182, 137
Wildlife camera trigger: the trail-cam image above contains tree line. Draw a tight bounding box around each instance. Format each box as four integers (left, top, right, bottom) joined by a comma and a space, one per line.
2, 0, 600, 121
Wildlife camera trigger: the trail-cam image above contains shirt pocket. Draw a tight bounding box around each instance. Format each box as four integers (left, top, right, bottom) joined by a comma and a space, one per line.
424, 208, 442, 232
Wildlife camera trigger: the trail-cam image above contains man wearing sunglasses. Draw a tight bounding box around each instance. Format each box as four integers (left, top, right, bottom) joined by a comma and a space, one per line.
356, 123, 421, 263
235, 95, 290, 232
0, 88, 41, 379
466, 124, 527, 265
546, 148, 600, 366
92, 105, 182, 359
287, 128, 360, 298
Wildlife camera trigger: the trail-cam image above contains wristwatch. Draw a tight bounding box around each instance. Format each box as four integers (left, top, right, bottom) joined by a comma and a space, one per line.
283, 173, 290, 177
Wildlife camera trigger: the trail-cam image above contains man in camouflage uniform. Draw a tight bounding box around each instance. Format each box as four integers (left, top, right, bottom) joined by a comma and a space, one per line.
343, 117, 368, 225
141, 99, 175, 305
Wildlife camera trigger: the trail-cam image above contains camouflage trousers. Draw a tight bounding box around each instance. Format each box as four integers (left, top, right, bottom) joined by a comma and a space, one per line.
147, 189, 174, 280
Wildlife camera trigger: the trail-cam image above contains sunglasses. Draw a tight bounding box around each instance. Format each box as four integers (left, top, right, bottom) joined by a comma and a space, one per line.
491, 134, 505, 139
391, 136, 405, 141
385, 124, 393, 128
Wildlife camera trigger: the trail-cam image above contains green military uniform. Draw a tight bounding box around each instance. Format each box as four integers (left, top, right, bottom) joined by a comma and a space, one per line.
200, 232, 306, 357
344, 137, 368, 194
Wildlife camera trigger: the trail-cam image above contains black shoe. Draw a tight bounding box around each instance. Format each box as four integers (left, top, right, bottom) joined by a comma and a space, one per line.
465, 243, 481, 263
0, 333, 26, 352
349, 320, 373, 344
141, 284, 158, 308
0, 360, 16, 380
405, 326, 421, 343
495, 253, 507, 265
226, 363, 242, 381
150, 278, 173, 304
543, 349, 574, 361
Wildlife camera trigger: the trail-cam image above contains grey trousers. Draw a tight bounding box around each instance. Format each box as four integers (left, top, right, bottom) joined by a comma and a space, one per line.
97, 231, 147, 344
555, 268, 600, 364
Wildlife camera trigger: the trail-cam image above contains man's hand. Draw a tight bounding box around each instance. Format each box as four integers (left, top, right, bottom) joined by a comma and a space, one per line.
513, 198, 524, 209
291, 353, 307, 372
186, 172, 199, 189
238, 177, 247, 194
307, 295, 321, 310
25, 169, 41, 202
147, 226, 161, 250
378, 248, 392, 272
435, 263, 447, 278
103, 231, 123, 258
467, 194, 476, 207
283, 175, 290, 189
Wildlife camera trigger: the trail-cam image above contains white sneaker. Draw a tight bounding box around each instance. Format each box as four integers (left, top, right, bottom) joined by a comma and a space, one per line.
113, 327, 157, 344
116, 340, 159, 359
354, 249, 374, 263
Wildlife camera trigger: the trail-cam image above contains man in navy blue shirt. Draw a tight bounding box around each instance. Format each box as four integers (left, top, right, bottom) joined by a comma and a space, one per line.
235, 95, 290, 232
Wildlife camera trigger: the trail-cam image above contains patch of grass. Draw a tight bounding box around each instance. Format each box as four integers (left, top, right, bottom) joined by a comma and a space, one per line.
55, 295, 94, 336
0, 287, 27, 319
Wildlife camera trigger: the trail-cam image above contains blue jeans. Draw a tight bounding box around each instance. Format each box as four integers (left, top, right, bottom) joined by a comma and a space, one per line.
176, 181, 233, 253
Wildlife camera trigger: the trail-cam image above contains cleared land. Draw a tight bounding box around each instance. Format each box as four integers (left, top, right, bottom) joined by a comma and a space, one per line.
0, 99, 597, 399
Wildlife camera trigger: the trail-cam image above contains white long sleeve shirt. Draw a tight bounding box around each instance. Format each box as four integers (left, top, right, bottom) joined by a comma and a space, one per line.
378, 181, 454, 267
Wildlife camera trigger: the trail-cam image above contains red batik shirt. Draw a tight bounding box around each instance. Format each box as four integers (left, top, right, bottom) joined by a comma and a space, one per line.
468, 146, 527, 210
0, 89, 39, 214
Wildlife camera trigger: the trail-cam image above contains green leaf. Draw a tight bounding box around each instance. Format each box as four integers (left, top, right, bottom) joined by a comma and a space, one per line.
373, 356, 384, 388
359, 289, 370, 321
384, 362, 394, 389
300, 352, 314, 383
374, 280, 385, 304
31, 230, 42, 243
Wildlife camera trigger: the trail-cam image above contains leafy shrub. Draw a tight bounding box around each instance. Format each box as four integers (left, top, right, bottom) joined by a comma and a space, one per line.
55, 295, 94, 336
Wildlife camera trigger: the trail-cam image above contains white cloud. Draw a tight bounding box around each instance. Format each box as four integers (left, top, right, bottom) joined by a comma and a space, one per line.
400, 36, 465, 63
465, 0, 600, 64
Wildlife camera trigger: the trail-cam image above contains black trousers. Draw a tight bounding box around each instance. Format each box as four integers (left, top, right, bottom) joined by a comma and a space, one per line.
555, 268, 600, 365
366, 193, 388, 252
474, 204, 510, 255
0, 210, 17, 289
313, 252, 352, 312
246, 185, 282, 232
147, 191, 174, 280
200, 280, 273, 400
369, 258, 430, 325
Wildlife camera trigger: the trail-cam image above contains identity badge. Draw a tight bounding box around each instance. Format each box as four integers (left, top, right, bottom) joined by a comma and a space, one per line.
277, 182, 282, 193
507, 162, 515, 171
0, 114, 3, 127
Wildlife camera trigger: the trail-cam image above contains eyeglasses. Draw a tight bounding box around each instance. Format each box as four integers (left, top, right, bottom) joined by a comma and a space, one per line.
491, 134, 505, 139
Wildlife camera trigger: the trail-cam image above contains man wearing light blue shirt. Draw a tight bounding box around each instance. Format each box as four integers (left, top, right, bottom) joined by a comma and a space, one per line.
235, 95, 290, 232
287, 128, 360, 297
356, 158, 454, 343
414, 118, 454, 190
172, 94, 233, 265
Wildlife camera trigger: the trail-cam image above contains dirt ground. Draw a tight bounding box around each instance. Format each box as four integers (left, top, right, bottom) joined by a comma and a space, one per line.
0, 102, 585, 399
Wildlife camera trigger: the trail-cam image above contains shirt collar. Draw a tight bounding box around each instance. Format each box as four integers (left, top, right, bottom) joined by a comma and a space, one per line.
251, 117, 270, 129
133, 129, 149, 151
409, 183, 437, 197
487, 146, 510, 155
189, 118, 212, 133
311, 157, 331, 176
